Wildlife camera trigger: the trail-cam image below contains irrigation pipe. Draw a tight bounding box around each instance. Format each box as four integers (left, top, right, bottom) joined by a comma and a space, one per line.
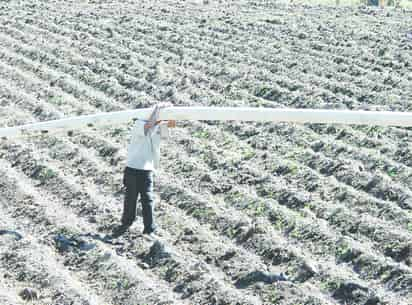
1, 107, 412, 139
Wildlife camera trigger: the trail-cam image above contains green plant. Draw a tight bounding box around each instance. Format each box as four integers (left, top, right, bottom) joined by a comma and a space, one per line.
193, 130, 210, 139
289, 228, 301, 239
326, 280, 340, 291
366, 125, 382, 137
288, 163, 299, 175
48, 95, 64, 106
191, 207, 215, 219
111, 128, 124, 137
224, 190, 243, 203
121, 279, 130, 289
255, 86, 272, 97
253, 201, 266, 217
267, 287, 282, 303
336, 243, 352, 260
304, 201, 316, 211
273, 220, 284, 232
38, 168, 57, 183
242, 148, 256, 160
227, 226, 237, 239
387, 168, 398, 177
320, 279, 339, 292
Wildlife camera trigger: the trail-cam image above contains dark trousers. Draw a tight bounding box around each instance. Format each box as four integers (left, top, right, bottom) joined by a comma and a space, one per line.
121, 167, 156, 233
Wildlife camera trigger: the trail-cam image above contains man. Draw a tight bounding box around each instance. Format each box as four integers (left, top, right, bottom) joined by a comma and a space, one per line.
112, 103, 175, 238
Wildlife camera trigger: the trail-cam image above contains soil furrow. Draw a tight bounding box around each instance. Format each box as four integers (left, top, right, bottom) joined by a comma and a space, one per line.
160, 129, 412, 293
0, 159, 192, 305
0, 66, 330, 304
21, 0, 409, 105
0, 35, 124, 112
1, 41, 410, 268
4, 0, 412, 129
9, 8, 412, 180
0, 41, 408, 268
0, 62, 342, 303
0, 97, 266, 305
3, 99, 400, 304
84, 5, 410, 104
0, 18, 175, 104
68, 127, 412, 305
0, 266, 25, 305
0, 66, 358, 302
182, 120, 412, 262
0, 204, 106, 305
1, 2, 411, 304
3, 12, 412, 180
128, 12, 408, 108
1, 17, 408, 221
153, 0, 411, 79
1, 33, 410, 262
1, 85, 408, 304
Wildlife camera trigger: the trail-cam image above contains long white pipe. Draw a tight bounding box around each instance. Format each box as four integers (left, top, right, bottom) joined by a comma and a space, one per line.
1, 107, 412, 138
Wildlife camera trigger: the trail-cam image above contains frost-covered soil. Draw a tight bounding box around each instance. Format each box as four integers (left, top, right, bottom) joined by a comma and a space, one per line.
0, 0, 412, 304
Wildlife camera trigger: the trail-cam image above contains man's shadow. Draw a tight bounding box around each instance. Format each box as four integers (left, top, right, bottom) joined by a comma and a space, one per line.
0, 229, 23, 241
53, 230, 127, 254
0, 229, 124, 249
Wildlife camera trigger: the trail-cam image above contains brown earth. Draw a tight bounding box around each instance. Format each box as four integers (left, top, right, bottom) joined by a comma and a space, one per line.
0, 0, 411, 304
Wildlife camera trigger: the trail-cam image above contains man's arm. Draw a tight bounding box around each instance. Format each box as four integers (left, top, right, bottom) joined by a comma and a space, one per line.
144, 106, 161, 136
144, 103, 175, 135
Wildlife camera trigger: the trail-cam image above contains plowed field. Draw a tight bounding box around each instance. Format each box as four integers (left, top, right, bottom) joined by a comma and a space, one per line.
0, 1, 411, 304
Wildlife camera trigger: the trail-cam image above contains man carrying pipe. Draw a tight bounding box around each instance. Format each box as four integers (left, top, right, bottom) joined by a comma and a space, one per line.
111, 103, 176, 238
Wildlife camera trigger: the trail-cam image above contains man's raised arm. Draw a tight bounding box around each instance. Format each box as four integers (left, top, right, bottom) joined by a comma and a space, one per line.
144, 103, 175, 135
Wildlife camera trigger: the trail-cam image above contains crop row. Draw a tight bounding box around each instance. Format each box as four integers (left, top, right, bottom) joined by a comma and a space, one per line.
1, 20, 410, 256
1, 12, 410, 264
0, 65, 408, 302
1, 2, 412, 304
3, 17, 412, 213
3, 8, 412, 167
1, 13, 410, 249
0, 60, 334, 304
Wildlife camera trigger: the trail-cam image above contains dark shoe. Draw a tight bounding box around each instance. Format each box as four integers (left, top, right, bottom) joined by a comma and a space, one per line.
142, 227, 157, 236
111, 223, 132, 238
142, 229, 154, 235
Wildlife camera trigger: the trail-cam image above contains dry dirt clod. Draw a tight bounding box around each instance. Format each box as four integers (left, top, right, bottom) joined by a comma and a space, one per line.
293, 261, 318, 282
331, 281, 379, 305
19, 287, 38, 301
144, 240, 173, 266
235, 270, 288, 288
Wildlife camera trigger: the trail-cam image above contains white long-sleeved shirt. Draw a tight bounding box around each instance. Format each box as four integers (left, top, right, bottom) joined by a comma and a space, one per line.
126, 120, 164, 171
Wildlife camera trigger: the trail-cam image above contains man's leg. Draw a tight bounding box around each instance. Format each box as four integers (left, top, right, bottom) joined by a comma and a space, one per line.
139, 170, 156, 234
121, 167, 139, 226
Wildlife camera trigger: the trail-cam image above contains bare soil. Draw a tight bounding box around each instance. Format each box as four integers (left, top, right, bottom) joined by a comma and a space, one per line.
0, 1, 411, 304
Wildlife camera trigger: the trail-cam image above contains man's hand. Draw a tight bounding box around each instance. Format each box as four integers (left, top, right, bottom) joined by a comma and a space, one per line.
144, 120, 161, 130
167, 120, 176, 128
147, 120, 175, 130
145, 103, 173, 135
156, 103, 175, 128
144, 122, 153, 131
